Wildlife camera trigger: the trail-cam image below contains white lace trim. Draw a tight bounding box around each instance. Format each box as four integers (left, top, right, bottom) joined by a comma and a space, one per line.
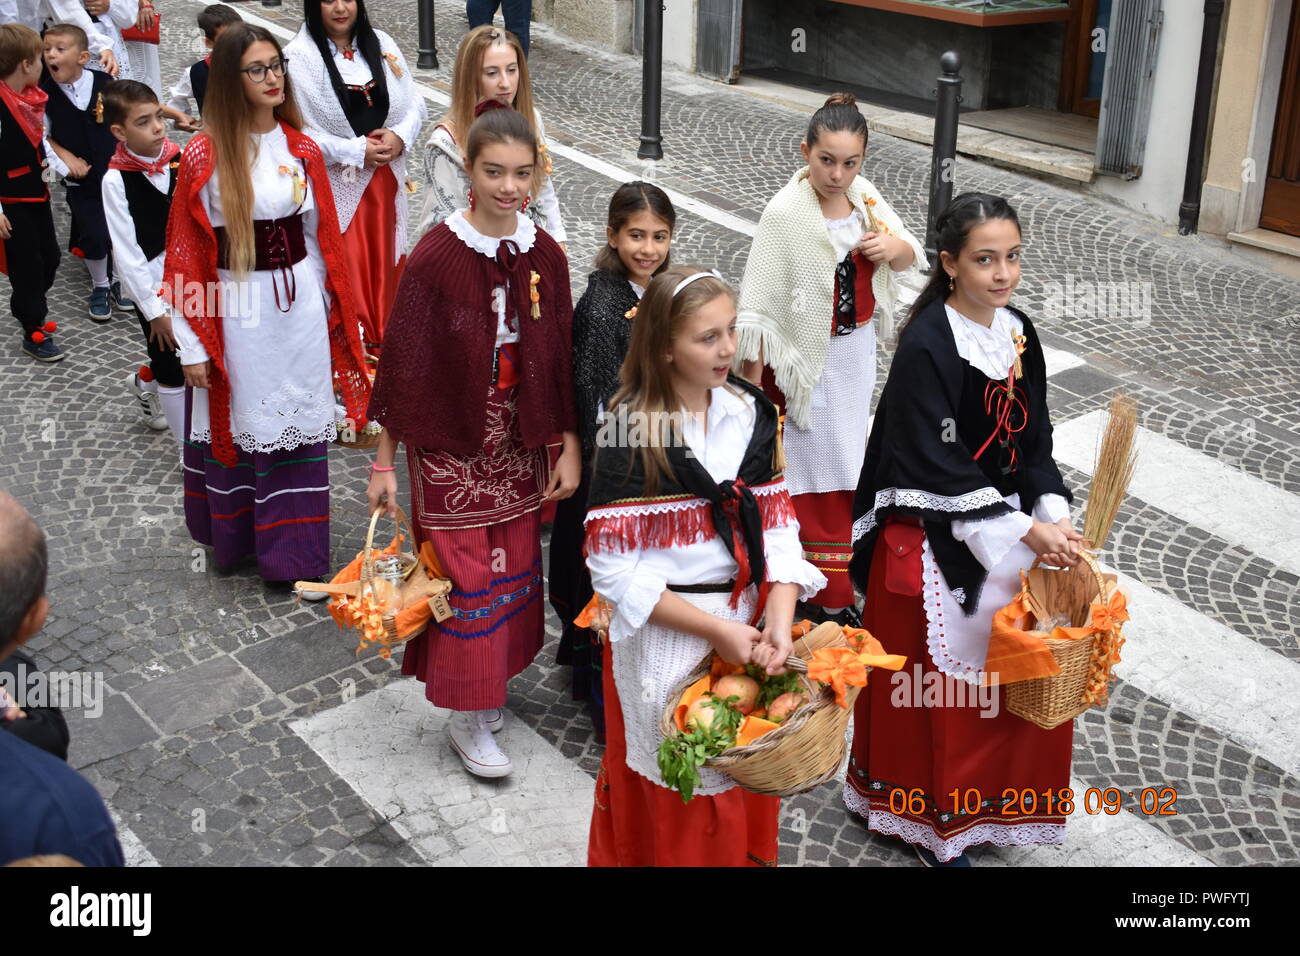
851, 485, 1008, 542
446, 209, 537, 257
842, 784, 1066, 861
920, 533, 983, 685
190, 420, 338, 455
586, 480, 787, 525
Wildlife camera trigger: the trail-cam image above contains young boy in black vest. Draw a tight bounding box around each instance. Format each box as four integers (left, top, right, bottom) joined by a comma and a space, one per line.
165, 4, 242, 128
0, 23, 64, 362
40, 23, 132, 322
101, 80, 184, 445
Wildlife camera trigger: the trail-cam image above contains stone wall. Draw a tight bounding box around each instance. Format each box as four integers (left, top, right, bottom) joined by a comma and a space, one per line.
534, 0, 636, 53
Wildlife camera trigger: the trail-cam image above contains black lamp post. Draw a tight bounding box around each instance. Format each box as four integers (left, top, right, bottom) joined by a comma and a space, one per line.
638, 1, 663, 160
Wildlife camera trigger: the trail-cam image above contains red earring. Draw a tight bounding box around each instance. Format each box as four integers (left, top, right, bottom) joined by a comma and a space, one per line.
520, 195, 531, 213
468, 188, 476, 211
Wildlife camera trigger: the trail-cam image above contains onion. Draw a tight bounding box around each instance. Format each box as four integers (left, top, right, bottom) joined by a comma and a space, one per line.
685, 695, 724, 733
767, 691, 808, 723
712, 675, 760, 715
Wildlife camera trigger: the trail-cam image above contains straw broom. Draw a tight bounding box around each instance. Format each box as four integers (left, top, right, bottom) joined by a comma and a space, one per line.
1083, 393, 1138, 551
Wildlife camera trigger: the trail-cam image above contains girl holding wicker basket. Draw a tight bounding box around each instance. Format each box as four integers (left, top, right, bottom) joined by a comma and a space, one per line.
847, 193, 1084, 867
583, 265, 826, 867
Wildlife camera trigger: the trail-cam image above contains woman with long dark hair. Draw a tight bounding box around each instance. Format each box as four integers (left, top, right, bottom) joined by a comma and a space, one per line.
163, 22, 370, 593
846, 192, 1083, 866
286, 0, 426, 352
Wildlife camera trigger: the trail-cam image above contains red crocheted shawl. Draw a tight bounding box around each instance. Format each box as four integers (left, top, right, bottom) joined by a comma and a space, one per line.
368, 218, 576, 455
161, 122, 370, 466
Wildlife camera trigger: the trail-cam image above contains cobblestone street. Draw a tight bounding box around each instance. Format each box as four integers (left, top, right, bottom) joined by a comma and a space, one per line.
1, 0, 1298, 867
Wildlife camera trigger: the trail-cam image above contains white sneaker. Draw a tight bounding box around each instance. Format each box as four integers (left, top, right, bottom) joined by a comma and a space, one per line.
448, 710, 512, 778
483, 708, 504, 733
128, 372, 167, 431
294, 577, 330, 602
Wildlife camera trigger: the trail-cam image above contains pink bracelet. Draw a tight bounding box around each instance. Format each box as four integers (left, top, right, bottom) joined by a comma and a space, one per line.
370, 463, 395, 472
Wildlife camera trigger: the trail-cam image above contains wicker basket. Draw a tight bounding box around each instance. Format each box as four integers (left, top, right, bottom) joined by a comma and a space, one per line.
657, 621, 863, 798
333, 419, 383, 450
297, 505, 453, 653
1005, 551, 1119, 730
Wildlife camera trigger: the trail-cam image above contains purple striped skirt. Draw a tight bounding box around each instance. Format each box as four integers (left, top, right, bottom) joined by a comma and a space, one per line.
182, 389, 332, 581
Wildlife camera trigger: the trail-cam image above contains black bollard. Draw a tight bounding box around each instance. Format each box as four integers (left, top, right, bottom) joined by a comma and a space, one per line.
638, 1, 663, 160
261, 0, 281, 8
925, 51, 962, 264
417, 0, 438, 70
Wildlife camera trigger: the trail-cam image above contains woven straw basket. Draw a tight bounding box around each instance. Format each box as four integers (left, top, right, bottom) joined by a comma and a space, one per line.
1005, 551, 1120, 730
657, 621, 863, 798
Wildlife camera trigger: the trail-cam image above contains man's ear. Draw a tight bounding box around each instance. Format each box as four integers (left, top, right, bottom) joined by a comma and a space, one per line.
0, 595, 47, 663
110, 123, 128, 143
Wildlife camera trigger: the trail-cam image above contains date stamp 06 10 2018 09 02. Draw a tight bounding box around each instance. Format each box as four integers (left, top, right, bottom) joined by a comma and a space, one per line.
887, 786, 1181, 819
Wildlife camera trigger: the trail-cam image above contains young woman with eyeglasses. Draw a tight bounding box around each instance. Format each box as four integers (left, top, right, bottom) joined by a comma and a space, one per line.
161, 22, 371, 595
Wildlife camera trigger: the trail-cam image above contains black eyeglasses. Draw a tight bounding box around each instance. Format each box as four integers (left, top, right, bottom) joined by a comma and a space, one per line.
241, 58, 289, 83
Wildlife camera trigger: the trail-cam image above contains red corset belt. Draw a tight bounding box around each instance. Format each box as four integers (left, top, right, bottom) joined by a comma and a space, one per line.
215, 213, 307, 312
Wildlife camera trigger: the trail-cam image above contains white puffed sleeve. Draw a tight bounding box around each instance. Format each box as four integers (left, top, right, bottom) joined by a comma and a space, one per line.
1033, 493, 1072, 525
585, 547, 668, 644
951, 510, 1033, 573
762, 520, 827, 600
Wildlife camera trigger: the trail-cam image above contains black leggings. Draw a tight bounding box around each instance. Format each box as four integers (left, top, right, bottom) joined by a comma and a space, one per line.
134, 306, 184, 388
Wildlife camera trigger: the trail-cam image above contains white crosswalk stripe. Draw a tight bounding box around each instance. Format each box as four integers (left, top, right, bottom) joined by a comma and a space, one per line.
291, 678, 593, 866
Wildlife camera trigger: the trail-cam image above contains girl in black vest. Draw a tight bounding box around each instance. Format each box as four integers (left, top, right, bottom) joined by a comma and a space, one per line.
846, 193, 1083, 866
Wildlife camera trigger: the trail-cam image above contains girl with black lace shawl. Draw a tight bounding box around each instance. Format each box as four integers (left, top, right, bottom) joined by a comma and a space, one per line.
547, 182, 675, 741
844, 193, 1084, 866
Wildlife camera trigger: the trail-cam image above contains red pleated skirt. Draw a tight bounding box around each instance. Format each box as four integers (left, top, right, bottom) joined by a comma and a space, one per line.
588, 639, 780, 867
791, 489, 855, 607
845, 520, 1073, 861
343, 165, 404, 350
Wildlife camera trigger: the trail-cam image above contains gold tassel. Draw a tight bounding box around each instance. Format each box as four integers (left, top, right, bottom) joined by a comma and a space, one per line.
94, 92, 103, 124
383, 52, 404, 78
529, 271, 541, 319
1012, 331, 1027, 380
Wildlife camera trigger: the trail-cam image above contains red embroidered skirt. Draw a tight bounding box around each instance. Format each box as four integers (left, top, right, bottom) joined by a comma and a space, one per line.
845, 520, 1072, 861
588, 640, 780, 867
343, 165, 404, 349
399, 369, 549, 710
791, 489, 855, 608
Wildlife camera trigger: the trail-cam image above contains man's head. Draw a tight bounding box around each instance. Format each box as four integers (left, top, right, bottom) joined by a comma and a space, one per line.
0, 491, 49, 662
42, 24, 91, 83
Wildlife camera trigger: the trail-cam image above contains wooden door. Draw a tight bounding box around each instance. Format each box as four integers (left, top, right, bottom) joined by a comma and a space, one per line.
1261, 2, 1300, 236
1060, 0, 1113, 117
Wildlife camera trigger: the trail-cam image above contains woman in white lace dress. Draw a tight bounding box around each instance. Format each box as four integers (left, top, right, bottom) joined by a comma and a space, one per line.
416, 24, 565, 253
164, 23, 370, 592
286, 0, 425, 352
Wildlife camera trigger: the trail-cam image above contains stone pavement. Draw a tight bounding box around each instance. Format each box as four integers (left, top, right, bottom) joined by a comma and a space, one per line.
0, 0, 1297, 867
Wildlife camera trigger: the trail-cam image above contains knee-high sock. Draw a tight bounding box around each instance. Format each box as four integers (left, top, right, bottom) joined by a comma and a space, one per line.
86, 256, 110, 288
157, 385, 186, 449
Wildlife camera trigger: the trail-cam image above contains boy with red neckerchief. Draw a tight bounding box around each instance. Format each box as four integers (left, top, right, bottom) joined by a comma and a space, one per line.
101, 80, 185, 445
0, 23, 63, 362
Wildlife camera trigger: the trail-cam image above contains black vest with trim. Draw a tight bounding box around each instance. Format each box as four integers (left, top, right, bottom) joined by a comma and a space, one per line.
190, 60, 209, 114
121, 165, 178, 261
40, 69, 117, 188
0, 96, 48, 202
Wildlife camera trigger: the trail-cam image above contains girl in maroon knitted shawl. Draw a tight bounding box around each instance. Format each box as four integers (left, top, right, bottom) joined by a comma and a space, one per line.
367, 105, 579, 779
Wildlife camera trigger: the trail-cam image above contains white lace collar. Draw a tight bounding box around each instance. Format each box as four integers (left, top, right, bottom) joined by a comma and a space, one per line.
945, 304, 1024, 380
446, 209, 536, 257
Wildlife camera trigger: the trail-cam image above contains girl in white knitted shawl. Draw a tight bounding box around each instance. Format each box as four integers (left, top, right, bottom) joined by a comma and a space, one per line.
415, 25, 565, 253
286, 0, 426, 352
738, 93, 926, 624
